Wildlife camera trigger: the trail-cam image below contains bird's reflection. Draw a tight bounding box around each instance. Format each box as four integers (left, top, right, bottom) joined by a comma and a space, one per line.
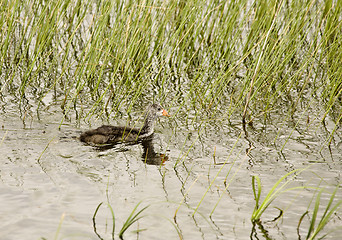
141, 139, 168, 165
93, 137, 168, 165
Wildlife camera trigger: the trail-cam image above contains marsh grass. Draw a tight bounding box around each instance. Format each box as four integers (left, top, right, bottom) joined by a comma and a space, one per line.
118, 202, 149, 239
92, 202, 115, 239
251, 168, 308, 221
1, 0, 341, 122
251, 169, 342, 239
303, 185, 342, 240
53, 213, 65, 240
92, 201, 148, 239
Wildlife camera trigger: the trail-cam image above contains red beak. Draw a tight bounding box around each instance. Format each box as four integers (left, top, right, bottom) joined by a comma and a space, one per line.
162, 109, 170, 117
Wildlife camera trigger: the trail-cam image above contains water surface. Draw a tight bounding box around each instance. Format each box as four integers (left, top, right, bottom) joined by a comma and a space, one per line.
0, 94, 341, 240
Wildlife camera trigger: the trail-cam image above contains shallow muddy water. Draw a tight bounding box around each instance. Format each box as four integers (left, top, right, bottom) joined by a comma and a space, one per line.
0, 93, 341, 240
1, 0, 342, 239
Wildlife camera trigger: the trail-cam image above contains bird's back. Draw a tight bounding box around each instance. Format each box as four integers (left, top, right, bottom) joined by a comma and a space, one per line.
80, 125, 143, 145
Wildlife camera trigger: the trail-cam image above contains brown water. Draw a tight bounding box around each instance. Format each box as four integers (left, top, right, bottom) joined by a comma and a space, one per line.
0, 92, 341, 240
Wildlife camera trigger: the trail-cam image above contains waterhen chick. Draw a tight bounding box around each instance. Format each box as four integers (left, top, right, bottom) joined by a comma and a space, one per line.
80, 104, 170, 145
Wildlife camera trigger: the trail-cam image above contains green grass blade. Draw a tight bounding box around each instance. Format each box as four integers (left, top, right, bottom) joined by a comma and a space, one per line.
118, 201, 149, 239
307, 185, 342, 240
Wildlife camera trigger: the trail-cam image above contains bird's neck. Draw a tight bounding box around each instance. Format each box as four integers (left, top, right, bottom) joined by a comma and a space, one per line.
141, 112, 156, 136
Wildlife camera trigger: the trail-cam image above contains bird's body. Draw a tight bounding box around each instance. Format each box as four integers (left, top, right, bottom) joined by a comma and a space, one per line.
80, 104, 169, 145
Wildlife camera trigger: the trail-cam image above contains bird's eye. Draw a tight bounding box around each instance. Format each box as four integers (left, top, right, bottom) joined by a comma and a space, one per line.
158, 107, 161, 111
